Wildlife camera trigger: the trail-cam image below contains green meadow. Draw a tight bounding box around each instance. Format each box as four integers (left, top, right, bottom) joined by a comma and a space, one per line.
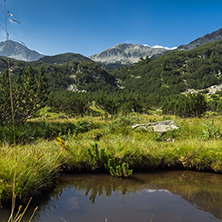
1, 113, 222, 206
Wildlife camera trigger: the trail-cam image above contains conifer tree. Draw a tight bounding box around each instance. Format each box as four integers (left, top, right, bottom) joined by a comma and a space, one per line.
0, 66, 49, 125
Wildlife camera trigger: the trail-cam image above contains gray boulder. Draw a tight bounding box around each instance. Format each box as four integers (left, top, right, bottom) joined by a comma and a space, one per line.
132, 120, 179, 134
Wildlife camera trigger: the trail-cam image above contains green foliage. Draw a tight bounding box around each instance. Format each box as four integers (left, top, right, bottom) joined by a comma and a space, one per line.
207, 94, 222, 114
105, 157, 133, 177
174, 93, 207, 118
48, 91, 91, 116
87, 143, 133, 177
39, 52, 91, 64
107, 114, 132, 135
201, 120, 222, 140
111, 40, 222, 97
95, 92, 143, 115
87, 143, 107, 168
0, 66, 49, 125
0, 119, 93, 144
162, 93, 207, 118
2, 115, 222, 205
0, 57, 119, 93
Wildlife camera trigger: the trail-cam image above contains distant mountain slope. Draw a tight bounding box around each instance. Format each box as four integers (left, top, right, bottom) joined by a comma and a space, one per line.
178, 28, 222, 51
0, 56, 118, 92
112, 40, 222, 96
89, 43, 175, 68
0, 40, 44, 61
39, 53, 92, 65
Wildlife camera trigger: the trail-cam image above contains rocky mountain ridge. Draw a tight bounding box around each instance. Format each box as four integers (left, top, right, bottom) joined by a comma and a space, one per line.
89, 43, 174, 68
0, 40, 44, 62
90, 28, 222, 67
178, 28, 222, 51
1, 27, 222, 68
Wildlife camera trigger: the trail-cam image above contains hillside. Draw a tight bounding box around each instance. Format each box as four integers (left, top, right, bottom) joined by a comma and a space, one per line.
111, 40, 222, 96
39, 53, 92, 65
0, 57, 118, 92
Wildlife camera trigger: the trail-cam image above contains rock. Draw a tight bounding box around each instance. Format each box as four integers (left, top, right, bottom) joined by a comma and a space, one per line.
132, 120, 179, 134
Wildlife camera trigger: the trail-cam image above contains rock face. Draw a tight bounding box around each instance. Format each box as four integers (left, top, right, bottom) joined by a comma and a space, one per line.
89, 43, 175, 68
132, 120, 179, 134
0, 40, 44, 61
178, 28, 222, 51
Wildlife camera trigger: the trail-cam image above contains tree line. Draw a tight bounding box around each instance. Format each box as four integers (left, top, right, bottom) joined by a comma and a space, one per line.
1, 64, 222, 127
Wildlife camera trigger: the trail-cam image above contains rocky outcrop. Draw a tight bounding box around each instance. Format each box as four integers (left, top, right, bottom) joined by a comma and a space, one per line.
185, 83, 222, 95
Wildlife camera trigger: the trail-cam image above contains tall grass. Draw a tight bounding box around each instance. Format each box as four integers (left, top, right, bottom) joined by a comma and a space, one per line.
1, 114, 222, 206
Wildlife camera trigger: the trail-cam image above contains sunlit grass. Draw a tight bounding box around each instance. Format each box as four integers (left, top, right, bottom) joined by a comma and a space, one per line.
1, 114, 222, 205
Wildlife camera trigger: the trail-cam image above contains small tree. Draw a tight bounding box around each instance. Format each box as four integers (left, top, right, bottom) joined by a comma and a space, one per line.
0, 66, 49, 125
174, 93, 207, 118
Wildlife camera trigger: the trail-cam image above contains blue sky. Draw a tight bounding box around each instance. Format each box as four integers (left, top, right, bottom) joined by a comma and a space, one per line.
1, 0, 222, 56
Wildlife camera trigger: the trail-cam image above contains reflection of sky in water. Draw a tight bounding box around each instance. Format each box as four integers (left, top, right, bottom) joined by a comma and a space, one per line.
33, 186, 220, 222
1, 171, 222, 222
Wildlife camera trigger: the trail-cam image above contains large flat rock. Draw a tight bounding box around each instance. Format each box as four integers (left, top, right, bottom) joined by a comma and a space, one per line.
132, 120, 179, 133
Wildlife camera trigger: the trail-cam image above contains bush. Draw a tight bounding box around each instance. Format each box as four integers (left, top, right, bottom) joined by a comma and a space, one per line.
0, 119, 94, 145
163, 93, 207, 118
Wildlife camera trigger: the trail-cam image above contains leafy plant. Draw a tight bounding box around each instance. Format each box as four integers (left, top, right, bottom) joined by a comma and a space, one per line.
201, 120, 222, 140
87, 143, 133, 177
105, 157, 133, 177
87, 143, 107, 169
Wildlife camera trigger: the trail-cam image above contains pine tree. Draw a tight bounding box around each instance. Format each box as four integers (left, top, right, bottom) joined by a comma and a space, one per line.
0, 66, 49, 125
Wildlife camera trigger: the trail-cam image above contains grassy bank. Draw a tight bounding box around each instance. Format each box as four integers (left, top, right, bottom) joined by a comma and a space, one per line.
1, 114, 222, 206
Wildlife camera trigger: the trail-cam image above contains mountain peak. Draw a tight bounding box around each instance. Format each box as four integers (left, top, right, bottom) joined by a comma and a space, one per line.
89, 43, 172, 68
0, 40, 44, 62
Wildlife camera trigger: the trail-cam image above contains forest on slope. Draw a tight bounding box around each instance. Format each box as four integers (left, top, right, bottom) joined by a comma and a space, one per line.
1, 40, 222, 117
112, 40, 222, 96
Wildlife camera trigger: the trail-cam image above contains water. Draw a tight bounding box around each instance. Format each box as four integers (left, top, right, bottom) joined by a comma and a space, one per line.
1, 170, 222, 222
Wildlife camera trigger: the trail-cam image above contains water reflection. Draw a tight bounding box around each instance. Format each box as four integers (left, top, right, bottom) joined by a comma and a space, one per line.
55, 170, 222, 219
1, 170, 222, 222
56, 174, 145, 204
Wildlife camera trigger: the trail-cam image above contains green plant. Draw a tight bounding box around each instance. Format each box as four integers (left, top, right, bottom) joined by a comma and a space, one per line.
0, 67, 49, 126
105, 157, 133, 177
174, 93, 207, 118
75, 119, 93, 133
87, 143, 106, 169
201, 120, 222, 140
147, 128, 163, 141
107, 114, 132, 135
162, 115, 171, 121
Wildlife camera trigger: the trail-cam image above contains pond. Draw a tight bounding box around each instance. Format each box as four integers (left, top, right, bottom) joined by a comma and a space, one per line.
1, 170, 222, 222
